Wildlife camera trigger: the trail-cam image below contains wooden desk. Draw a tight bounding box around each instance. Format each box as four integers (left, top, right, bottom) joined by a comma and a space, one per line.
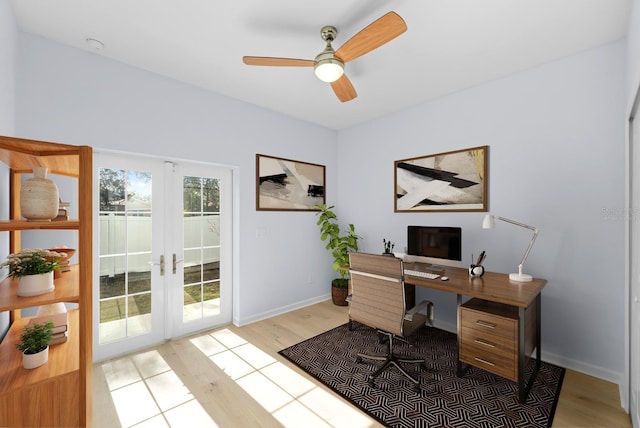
403, 263, 547, 403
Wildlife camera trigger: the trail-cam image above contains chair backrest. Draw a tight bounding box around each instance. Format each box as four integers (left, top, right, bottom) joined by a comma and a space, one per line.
348, 252, 406, 337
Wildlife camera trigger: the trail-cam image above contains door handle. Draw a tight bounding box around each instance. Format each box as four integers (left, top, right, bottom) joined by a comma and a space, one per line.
173, 254, 184, 274
150, 255, 165, 276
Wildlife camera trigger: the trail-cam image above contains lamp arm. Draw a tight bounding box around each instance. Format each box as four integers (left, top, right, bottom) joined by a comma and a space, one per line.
494, 216, 538, 271
518, 228, 539, 270
494, 216, 537, 232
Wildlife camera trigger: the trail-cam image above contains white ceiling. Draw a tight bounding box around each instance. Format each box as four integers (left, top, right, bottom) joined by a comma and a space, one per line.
10, 0, 631, 130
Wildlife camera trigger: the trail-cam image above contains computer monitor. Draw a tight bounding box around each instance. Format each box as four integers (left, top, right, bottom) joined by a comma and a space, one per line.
406, 226, 462, 268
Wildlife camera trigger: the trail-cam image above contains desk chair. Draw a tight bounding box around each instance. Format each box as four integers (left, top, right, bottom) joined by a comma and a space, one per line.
348, 252, 434, 393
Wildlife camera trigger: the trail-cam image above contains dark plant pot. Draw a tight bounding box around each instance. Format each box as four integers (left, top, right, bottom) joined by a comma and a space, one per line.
331, 278, 349, 306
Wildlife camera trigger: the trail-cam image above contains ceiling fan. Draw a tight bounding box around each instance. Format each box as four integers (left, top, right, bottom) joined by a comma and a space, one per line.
242, 11, 407, 103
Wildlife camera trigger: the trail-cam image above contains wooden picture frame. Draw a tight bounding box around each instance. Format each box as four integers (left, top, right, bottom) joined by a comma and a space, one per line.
256, 154, 326, 211
394, 146, 488, 212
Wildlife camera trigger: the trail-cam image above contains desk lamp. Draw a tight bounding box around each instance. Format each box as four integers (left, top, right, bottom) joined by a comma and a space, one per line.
482, 214, 539, 282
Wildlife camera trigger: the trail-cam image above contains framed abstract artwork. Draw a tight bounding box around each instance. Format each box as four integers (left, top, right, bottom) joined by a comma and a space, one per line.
256, 154, 326, 211
394, 146, 488, 212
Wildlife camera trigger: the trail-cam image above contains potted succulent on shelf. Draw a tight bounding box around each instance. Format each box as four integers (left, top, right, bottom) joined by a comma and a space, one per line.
16, 321, 54, 369
0, 248, 65, 296
313, 204, 360, 306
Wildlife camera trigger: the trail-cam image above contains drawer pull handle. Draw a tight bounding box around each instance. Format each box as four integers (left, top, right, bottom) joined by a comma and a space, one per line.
474, 339, 495, 348
476, 320, 496, 329
474, 357, 496, 366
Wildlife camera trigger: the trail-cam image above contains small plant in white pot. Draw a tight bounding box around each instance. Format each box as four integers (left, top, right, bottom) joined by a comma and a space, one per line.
16, 321, 54, 369
0, 248, 64, 296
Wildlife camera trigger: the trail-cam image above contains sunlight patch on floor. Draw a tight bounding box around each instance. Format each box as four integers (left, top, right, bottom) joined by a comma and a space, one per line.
101, 349, 218, 427
191, 328, 375, 428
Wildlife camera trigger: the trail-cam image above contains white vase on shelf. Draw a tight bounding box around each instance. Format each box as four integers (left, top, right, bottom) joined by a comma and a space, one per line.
17, 271, 55, 297
20, 167, 59, 221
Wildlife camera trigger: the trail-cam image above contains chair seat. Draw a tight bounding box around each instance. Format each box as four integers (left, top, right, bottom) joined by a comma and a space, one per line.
403, 312, 430, 337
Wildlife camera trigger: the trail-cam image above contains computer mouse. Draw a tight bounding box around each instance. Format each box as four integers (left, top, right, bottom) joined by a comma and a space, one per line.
441, 276, 449, 281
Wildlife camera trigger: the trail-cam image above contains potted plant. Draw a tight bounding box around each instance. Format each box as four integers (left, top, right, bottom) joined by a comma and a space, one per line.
383, 239, 395, 256
16, 321, 54, 369
0, 248, 65, 296
313, 204, 360, 306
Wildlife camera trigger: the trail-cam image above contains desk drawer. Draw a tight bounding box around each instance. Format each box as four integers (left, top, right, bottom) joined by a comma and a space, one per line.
460, 306, 517, 341
460, 328, 517, 381
460, 341, 517, 380
460, 326, 516, 355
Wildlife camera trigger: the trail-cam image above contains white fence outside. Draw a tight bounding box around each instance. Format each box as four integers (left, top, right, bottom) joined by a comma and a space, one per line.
99, 213, 220, 276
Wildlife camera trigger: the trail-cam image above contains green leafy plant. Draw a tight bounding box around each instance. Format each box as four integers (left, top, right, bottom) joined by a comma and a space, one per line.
383, 239, 395, 254
16, 321, 54, 354
0, 248, 64, 278
313, 204, 360, 287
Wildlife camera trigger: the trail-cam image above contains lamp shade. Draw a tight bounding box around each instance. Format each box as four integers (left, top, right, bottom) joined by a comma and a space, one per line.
482, 214, 496, 229
314, 59, 344, 83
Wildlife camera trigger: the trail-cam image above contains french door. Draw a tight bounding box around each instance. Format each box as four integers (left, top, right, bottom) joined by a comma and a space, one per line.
93, 152, 232, 361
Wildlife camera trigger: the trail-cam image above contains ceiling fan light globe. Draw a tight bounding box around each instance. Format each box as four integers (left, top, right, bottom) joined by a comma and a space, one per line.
314, 59, 344, 83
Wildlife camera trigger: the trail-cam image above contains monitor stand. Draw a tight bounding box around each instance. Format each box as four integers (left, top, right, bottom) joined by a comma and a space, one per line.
413, 262, 445, 273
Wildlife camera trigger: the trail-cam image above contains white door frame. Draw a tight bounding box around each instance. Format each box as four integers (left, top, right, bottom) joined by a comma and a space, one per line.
627, 86, 640, 426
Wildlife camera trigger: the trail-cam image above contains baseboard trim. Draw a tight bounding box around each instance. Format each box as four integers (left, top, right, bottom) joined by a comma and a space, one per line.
542, 350, 627, 411
542, 351, 623, 385
234, 294, 331, 326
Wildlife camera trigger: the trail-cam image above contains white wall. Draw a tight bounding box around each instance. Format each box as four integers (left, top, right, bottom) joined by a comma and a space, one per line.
338, 41, 627, 383
15, 31, 339, 325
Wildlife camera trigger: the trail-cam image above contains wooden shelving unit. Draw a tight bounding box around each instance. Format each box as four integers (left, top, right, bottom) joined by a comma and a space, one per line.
0, 136, 92, 427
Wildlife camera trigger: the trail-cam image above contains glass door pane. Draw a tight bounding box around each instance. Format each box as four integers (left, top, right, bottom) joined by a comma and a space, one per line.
171, 164, 231, 337
183, 177, 221, 321
94, 154, 165, 361
98, 168, 153, 341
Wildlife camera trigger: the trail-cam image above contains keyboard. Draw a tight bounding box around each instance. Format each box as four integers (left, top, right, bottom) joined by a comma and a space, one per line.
404, 269, 440, 280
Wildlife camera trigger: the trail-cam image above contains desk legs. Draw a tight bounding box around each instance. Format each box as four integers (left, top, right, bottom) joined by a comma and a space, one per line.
518, 293, 542, 403
455, 294, 468, 377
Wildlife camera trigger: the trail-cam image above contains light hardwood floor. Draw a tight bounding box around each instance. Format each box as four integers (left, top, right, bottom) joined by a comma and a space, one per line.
93, 300, 631, 428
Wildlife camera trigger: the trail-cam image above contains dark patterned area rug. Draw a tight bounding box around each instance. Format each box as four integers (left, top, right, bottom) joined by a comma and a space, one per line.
279, 323, 564, 428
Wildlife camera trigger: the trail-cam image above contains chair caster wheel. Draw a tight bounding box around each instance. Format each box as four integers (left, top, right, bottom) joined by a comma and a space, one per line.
356, 356, 363, 363
413, 385, 421, 394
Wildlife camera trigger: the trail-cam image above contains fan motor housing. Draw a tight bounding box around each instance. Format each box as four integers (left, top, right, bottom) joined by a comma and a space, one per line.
320, 26, 338, 42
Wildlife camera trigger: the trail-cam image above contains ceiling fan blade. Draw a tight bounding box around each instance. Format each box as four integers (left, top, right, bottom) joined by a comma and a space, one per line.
242, 56, 315, 67
335, 11, 407, 63
331, 74, 357, 102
